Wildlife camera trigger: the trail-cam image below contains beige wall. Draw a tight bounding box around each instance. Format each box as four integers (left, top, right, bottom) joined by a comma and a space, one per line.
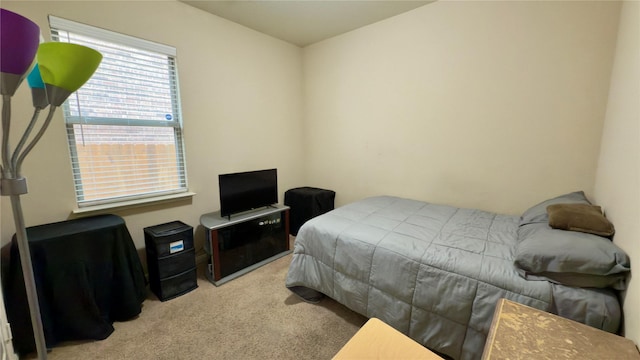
594, 1, 640, 344
3, 0, 635, 344
302, 0, 620, 215
0, 1, 304, 259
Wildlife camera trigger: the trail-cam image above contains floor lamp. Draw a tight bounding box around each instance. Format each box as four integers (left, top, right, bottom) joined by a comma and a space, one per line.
0, 8, 102, 360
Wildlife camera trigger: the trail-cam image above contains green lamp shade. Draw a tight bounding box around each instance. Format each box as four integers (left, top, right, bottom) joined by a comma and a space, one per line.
37, 42, 102, 92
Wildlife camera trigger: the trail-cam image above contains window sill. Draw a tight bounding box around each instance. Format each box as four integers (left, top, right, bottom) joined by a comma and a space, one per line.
72, 192, 196, 215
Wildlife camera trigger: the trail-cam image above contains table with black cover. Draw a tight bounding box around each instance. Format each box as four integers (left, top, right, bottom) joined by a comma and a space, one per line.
5, 214, 147, 356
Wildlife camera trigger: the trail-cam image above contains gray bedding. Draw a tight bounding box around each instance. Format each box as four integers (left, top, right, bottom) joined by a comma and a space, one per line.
285, 196, 622, 360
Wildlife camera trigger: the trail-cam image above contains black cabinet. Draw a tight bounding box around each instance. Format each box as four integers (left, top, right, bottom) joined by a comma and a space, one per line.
144, 221, 197, 301
200, 205, 290, 286
284, 187, 335, 235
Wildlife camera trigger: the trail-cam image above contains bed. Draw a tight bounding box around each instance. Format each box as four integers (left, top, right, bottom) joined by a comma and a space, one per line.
285, 192, 630, 360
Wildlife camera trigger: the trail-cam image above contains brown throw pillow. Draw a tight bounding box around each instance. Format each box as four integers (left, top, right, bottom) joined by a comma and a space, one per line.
546, 203, 615, 237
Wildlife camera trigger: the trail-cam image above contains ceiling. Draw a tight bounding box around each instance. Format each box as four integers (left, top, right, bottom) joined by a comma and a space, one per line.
181, 1, 433, 47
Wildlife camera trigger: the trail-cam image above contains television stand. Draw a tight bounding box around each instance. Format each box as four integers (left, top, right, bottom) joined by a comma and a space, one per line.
200, 205, 290, 286
223, 205, 278, 221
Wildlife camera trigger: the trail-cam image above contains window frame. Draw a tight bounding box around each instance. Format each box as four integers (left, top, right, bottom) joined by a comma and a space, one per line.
49, 16, 189, 209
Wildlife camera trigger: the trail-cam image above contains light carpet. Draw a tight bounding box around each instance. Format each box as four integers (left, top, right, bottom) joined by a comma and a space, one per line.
25, 253, 366, 360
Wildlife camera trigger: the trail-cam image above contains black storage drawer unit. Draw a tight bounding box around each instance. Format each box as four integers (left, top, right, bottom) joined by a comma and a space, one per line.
155, 248, 196, 279
284, 187, 335, 236
153, 268, 198, 302
145, 221, 195, 257
144, 221, 197, 301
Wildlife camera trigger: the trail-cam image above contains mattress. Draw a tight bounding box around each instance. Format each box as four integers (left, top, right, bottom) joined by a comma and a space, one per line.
285, 196, 621, 359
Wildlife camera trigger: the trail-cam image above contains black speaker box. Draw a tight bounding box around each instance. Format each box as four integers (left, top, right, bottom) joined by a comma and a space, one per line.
284, 187, 335, 236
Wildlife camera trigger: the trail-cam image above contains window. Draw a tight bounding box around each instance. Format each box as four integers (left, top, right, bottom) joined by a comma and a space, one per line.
49, 16, 188, 208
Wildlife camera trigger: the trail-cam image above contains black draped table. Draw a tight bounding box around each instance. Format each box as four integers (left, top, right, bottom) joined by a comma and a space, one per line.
5, 214, 147, 355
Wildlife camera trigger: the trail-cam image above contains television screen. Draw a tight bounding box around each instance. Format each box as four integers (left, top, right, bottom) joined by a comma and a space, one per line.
219, 169, 278, 217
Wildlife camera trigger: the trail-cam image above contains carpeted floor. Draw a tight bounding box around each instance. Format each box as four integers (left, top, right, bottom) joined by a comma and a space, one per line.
23, 253, 367, 360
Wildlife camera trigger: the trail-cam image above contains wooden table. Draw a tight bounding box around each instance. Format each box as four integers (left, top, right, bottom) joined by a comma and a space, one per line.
482, 298, 640, 359
333, 318, 443, 359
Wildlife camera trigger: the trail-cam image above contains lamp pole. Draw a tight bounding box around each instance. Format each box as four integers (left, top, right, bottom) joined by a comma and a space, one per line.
1, 96, 48, 359
1, 10, 102, 360
3, 190, 48, 360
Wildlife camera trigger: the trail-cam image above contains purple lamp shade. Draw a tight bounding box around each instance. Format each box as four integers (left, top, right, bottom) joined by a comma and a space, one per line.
0, 9, 40, 75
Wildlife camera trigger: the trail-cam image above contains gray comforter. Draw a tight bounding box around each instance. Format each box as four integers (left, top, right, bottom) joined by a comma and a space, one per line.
285, 196, 621, 359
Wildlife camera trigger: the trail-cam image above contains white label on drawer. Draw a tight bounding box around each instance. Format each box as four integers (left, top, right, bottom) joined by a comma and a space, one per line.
169, 240, 184, 254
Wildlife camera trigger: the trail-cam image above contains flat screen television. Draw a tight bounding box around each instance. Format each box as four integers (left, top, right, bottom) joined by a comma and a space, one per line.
219, 168, 278, 218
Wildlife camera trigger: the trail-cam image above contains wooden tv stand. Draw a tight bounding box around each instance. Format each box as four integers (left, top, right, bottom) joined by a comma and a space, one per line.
200, 205, 290, 286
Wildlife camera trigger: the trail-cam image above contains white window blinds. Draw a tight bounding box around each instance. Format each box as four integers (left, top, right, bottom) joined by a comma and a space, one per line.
49, 16, 188, 207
